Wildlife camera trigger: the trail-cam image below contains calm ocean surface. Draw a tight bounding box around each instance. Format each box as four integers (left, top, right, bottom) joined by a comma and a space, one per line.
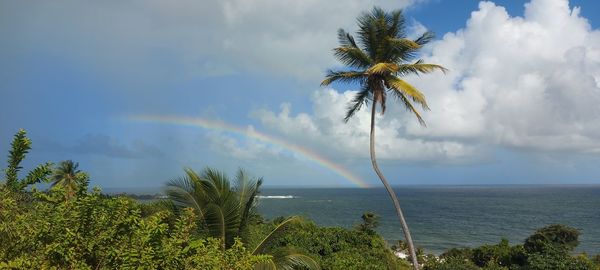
256, 186, 600, 255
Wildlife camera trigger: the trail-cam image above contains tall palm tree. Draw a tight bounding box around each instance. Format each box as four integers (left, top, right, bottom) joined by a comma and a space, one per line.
51, 160, 88, 199
321, 7, 446, 269
166, 167, 319, 269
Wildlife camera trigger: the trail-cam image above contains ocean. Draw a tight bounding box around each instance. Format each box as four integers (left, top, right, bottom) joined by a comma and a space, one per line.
256, 186, 600, 255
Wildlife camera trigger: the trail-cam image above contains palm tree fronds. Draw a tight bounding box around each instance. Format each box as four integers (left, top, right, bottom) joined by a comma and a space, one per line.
333, 47, 372, 69
279, 253, 320, 270
397, 62, 448, 76
252, 216, 303, 256
366, 62, 399, 75
344, 86, 371, 122
414, 31, 435, 46
385, 76, 428, 109
254, 260, 277, 270
337, 28, 358, 48
388, 38, 420, 50
236, 169, 262, 237
394, 90, 427, 126
165, 175, 207, 221
386, 9, 405, 38
204, 201, 241, 248
166, 167, 267, 249
320, 70, 366, 86
357, 6, 387, 59
267, 247, 320, 270
201, 167, 231, 199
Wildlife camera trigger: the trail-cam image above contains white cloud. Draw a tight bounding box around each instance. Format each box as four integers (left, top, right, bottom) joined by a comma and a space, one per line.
1, 0, 419, 85
252, 89, 483, 163
249, 0, 600, 164
410, 0, 600, 153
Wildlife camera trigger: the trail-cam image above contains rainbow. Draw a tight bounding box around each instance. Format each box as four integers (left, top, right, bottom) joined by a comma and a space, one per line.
128, 115, 370, 188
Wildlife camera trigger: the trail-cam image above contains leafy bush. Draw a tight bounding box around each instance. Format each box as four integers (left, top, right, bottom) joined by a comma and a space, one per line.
256, 218, 410, 270
0, 187, 269, 269
425, 225, 598, 270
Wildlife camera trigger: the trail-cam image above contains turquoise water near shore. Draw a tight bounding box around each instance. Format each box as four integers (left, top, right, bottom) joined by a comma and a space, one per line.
257, 186, 600, 255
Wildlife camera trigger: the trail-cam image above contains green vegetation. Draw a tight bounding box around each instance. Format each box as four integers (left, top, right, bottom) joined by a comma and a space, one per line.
51, 160, 89, 199
321, 7, 446, 269
424, 225, 597, 270
1, 128, 600, 269
3, 129, 53, 194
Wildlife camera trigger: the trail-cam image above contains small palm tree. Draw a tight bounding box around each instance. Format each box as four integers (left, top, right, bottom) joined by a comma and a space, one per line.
321, 7, 446, 270
166, 167, 319, 269
51, 160, 89, 199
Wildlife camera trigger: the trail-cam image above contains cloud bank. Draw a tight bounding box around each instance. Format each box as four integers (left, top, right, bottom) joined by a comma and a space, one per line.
251, 0, 600, 164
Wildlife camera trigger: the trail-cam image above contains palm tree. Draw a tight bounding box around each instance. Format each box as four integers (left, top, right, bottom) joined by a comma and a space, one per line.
166, 167, 319, 269
321, 7, 446, 270
51, 160, 88, 199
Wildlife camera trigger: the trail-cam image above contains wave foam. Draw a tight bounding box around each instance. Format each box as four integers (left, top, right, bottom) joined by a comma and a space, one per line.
257, 195, 297, 199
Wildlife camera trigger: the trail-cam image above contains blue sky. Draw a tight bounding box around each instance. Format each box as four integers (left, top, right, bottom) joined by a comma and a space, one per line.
1, 0, 600, 188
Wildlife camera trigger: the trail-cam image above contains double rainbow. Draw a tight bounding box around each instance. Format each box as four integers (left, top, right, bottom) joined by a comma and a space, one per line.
129, 115, 370, 188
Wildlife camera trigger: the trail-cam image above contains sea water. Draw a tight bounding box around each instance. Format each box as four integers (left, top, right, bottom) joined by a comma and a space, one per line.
257, 185, 600, 255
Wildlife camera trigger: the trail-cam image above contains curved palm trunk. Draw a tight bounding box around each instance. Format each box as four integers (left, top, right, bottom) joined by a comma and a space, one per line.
369, 104, 420, 270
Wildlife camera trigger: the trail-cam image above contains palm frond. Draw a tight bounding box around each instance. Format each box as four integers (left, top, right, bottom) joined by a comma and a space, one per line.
386, 9, 405, 39
320, 70, 366, 86
398, 93, 427, 127
236, 169, 262, 238
252, 216, 303, 255
385, 76, 428, 109
357, 7, 387, 60
165, 174, 207, 221
254, 261, 277, 270
396, 61, 448, 76
386, 37, 421, 62
268, 247, 320, 270
202, 167, 231, 199
333, 47, 372, 69
389, 78, 429, 126
414, 31, 435, 46
337, 28, 358, 48
366, 62, 399, 75
204, 200, 240, 248
344, 85, 371, 122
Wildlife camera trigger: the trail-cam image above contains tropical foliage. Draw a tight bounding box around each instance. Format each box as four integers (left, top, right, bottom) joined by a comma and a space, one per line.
51, 160, 89, 199
2, 130, 600, 269
256, 218, 412, 270
424, 225, 597, 270
2, 129, 52, 194
165, 167, 319, 269
321, 7, 447, 269
0, 186, 270, 269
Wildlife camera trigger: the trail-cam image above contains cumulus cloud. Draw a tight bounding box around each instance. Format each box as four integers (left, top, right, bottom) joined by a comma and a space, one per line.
250, 0, 600, 163
409, 0, 600, 153
252, 90, 484, 163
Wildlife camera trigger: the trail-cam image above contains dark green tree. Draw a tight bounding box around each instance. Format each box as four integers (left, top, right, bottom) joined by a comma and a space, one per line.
356, 212, 380, 234
321, 7, 446, 269
2, 129, 52, 193
51, 160, 89, 199
524, 224, 580, 254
